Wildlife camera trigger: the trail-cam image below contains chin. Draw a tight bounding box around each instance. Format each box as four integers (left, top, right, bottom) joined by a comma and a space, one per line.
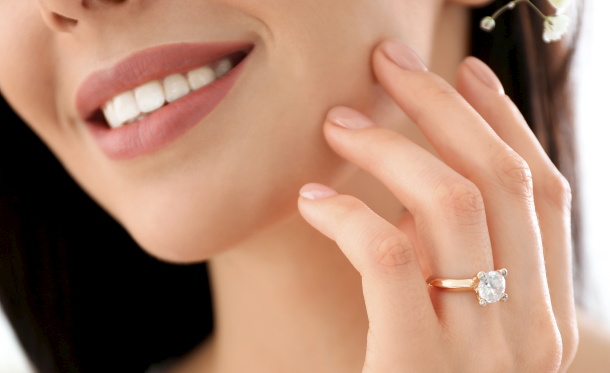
115, 189, 289, 264
123, 206, 233, 263
129, 221, 236, 264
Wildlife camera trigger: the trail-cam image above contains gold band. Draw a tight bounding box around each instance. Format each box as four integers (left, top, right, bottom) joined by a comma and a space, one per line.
426, 269, 509, 306
426, 277, 475, 292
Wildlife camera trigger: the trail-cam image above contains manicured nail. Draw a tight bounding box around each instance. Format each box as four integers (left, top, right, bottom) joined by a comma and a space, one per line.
463, 57, 505, 94
380, 39, 428, 72
327, 106, 375, 130
299, 183, 338, 200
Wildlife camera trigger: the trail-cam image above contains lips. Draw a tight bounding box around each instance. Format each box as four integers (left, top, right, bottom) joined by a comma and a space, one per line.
76, 42, 254, 160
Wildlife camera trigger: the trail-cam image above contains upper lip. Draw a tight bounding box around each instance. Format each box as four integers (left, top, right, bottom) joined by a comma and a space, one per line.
75, 41, 254, 122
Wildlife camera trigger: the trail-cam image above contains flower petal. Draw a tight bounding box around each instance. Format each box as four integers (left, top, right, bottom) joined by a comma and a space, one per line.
480, 16, 496, 32
543, 14, 570, 43
548, 0, 572, 10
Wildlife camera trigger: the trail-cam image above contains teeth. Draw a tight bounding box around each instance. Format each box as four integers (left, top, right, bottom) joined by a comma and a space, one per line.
113, 91, 140, 124
163, 74, 190, 103
215, 58, 232, 78
102, 101, 123, 129
187, 66, 216, 91
101, 58, 235, 129
134, 81, 165, 113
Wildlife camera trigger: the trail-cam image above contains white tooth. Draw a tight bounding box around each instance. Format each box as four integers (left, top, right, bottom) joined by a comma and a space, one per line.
102, 101, 123, 129
112, 91, 141, 124
134, 80, 165, 113
187, 66, 216, 91
214, 58, 233, 78
163, 74, 191, 103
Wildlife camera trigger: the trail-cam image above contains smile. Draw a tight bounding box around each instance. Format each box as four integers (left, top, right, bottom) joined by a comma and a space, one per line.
102, 52, 245, 129
76, 42, 254, 160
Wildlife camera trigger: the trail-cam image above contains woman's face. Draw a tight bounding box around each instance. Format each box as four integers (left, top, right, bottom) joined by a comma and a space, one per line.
0, 0, 444, 262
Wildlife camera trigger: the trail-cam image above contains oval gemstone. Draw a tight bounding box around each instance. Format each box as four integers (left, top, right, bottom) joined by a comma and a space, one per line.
477, 271, 506, 303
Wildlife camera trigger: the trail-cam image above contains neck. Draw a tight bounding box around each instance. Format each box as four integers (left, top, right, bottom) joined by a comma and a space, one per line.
209, 216, 367, 372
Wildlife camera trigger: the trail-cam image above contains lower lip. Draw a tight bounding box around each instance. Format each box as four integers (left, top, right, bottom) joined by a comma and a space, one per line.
86, 52, 251, 161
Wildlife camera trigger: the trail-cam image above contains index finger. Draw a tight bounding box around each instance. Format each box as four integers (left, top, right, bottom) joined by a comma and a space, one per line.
298, 184, 440, 358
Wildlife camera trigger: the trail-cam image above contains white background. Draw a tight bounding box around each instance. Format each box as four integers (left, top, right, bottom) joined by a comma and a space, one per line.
1, 1, 609, 371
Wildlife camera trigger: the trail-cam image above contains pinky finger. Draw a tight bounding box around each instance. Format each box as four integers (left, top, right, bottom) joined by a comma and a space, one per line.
298, 183, 439, 358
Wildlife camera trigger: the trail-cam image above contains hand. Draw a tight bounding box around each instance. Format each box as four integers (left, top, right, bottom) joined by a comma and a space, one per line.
298, 39, 578, 372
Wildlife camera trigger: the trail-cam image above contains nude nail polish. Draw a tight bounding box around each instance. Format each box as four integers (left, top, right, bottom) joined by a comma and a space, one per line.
463, 57, 505, 95
380, 39, 428, 72
327, 106, 375, 130
299, 183, 338, 200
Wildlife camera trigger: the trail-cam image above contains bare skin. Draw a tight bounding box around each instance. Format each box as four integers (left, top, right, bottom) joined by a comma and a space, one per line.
569, 312, 610, 373
0, 0, 605, 372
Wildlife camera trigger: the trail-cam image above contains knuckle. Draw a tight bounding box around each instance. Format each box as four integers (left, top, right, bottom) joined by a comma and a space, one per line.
532, 337, 563, 372
369, 232, 416, 272
557, 317, 579, 368
434, 178, 486, 224
526, 315, 563, 371
538, 170, 572, 212
492, 149, 534, 199
482, 350, 513, 372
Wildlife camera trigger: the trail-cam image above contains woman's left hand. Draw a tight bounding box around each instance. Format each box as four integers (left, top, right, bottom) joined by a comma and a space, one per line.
298, 39, 578, 372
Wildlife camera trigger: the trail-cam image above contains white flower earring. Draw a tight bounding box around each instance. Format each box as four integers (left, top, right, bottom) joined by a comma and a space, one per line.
480, 0, 571, 43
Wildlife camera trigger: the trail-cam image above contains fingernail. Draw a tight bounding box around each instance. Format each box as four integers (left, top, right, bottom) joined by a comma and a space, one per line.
380, 39, 428, 72
327, 106, 375, 130
299, 183, 338, 200
463, 57, 505, 95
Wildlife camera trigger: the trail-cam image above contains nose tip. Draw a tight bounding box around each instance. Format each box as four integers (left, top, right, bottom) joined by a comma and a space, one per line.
38, 0, 127, 33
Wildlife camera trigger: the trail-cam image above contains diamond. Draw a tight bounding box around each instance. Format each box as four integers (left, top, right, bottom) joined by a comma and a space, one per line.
476, 270, 506, 304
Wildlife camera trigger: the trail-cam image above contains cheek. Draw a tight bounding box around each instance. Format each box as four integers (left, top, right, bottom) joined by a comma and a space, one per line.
0, 2, 58, 138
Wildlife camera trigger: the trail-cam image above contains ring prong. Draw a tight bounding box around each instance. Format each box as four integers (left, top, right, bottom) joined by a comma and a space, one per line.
501, 293, 508, 301
500, 268, 508, 277
477, 271, 486, 280
479, 299, 487, 306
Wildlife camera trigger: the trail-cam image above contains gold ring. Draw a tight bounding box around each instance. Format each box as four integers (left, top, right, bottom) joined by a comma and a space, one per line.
427, 268, 508, 306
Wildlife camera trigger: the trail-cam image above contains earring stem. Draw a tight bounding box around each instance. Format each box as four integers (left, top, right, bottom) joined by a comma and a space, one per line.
490, 0, 548, 22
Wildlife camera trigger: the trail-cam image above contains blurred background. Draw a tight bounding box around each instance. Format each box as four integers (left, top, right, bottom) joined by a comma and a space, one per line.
1, 0, 609, 371
574, 0, 610, 324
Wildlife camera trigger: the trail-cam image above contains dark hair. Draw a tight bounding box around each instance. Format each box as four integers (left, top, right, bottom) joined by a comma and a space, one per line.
0, 100, 214, 371
471, 0, 583, 292
0, 1, 582, 371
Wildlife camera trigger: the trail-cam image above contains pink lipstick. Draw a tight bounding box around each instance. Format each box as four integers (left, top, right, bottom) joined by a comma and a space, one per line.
76, 42, 254, 160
